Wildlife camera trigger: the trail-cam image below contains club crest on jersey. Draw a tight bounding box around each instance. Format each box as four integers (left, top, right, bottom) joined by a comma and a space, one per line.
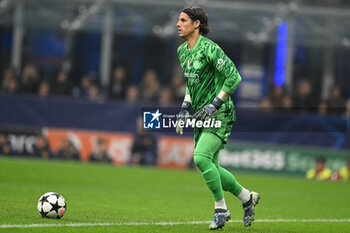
193, 59, 200, 69
188, 58, 200, 69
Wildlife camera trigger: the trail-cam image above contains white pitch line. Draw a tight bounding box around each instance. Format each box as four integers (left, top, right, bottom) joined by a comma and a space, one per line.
0, 219, 349, 229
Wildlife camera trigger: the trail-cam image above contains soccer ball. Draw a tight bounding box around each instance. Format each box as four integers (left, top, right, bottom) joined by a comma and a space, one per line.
37, 192, 66, 219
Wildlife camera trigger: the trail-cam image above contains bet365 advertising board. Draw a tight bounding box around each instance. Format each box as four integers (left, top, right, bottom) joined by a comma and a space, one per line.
220, 142, 349, 175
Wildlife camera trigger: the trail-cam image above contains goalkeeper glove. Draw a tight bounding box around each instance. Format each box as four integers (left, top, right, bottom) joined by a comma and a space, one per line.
176, 101, 191, 136
193, 96, 224, 121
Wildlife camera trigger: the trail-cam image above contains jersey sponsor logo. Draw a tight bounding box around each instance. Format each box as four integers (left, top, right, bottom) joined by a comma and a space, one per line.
184, 73, 199, 78
217, 58, 227, 69
184, 73, 200, 83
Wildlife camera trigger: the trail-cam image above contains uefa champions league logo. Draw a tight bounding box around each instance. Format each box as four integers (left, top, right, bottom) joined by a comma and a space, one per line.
143, 109, 162, 129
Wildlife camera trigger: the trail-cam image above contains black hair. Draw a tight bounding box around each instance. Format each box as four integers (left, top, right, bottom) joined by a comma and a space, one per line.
182, 7, 210, 36
316, 157, 326, 163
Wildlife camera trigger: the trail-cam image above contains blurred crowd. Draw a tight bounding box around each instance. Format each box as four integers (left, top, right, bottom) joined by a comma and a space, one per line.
260, 80, 350, 118
0, 64, 186, 106
1, 64, 349, 117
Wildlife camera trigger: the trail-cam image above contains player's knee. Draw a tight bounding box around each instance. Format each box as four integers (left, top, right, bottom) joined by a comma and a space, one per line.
193, 153, 211, 171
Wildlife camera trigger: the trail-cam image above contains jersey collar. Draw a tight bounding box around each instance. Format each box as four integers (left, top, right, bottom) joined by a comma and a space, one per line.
186, 35, 202, 51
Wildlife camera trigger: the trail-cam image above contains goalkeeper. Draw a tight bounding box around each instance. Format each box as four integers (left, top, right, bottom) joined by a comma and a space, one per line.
176, 7, 260, 230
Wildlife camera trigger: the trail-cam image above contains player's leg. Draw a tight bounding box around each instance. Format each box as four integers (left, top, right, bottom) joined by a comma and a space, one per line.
210, 101, 261, 227
212, 151, 245, 197
193, 132, 230, 230
208, 106, 250, 206
193, 132, 224, 204
213, 150, 261, 227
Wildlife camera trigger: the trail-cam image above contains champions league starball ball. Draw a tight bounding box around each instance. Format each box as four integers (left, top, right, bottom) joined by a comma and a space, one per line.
37, 192, 66, 219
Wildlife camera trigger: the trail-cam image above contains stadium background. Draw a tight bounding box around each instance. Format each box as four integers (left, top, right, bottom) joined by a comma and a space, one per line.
0, 0, 349, 173
0, 0, 350, 232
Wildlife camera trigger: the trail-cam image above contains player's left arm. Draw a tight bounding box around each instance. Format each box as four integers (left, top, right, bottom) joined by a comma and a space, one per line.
213, 44, 242, 95
193, 44, 242, 121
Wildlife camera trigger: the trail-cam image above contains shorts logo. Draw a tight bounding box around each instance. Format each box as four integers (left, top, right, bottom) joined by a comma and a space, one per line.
143, 109, 162, 129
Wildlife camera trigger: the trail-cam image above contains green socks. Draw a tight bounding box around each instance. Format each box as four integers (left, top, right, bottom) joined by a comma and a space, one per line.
193, 133, 242, 201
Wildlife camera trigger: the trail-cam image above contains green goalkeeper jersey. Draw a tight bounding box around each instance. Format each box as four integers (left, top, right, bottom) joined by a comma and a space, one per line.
177, 35, 242, 112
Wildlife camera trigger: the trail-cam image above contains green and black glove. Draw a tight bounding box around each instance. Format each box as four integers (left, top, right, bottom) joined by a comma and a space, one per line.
193, 96, 224, 121
176, 101, 191, 136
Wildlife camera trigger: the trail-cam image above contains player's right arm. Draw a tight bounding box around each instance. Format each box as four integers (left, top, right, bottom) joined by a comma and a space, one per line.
176, 45, 192, 135
176, 87, 191, 136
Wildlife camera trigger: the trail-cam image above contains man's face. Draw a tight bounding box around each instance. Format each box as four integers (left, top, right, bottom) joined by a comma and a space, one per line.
177, 12, 198, 39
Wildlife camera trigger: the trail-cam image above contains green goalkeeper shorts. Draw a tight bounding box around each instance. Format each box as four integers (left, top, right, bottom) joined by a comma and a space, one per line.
194, 100, 236, 148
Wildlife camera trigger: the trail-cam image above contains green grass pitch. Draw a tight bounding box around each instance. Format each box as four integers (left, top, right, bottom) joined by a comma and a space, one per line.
0, 156, 349, 233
